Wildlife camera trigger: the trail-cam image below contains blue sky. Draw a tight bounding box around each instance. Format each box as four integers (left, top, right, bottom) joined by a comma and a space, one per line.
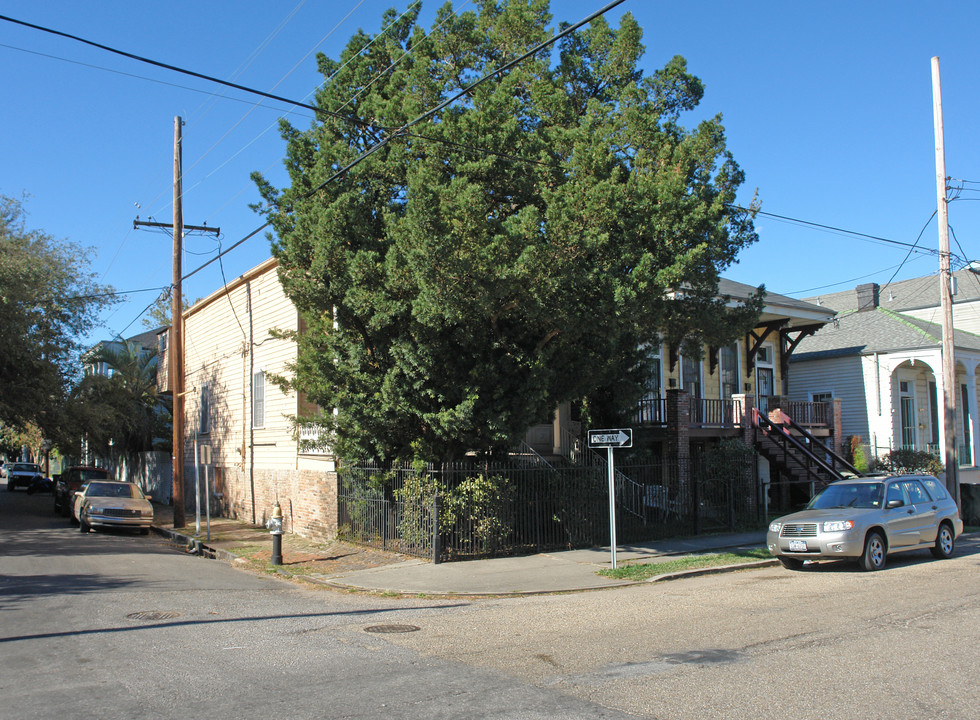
3, 0, 980, 346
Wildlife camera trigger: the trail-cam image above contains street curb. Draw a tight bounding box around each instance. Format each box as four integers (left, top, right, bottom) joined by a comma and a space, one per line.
151, 525, 239, 562
306, 558, 780, 597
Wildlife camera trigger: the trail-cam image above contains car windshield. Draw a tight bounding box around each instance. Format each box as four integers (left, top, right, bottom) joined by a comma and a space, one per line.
86, 482, 143, 499
807, 482, 883, 510
13, 464, 39, 472
79, 469, 110, 481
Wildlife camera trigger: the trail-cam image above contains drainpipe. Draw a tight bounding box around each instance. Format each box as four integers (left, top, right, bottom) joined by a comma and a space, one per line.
874, 353, 881, 416
247, 280, 256, 525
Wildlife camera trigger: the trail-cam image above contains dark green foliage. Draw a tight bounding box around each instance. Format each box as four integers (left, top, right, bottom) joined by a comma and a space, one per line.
255, 2, 762, 462
0, 194, 116, 436
879, 448, 944, 476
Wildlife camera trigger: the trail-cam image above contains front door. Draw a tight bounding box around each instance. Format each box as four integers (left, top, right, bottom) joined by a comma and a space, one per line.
899, 379, 916, 449
755, 343, 774, 414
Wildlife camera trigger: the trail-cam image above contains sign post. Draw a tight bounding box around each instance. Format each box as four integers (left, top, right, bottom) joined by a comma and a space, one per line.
587, 428, 632, 569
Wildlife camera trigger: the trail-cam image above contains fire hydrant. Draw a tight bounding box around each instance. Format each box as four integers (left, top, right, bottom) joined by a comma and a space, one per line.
267, 501, 284, 565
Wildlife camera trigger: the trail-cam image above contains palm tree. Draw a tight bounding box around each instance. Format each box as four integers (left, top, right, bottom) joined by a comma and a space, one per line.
82, 339, 171, 463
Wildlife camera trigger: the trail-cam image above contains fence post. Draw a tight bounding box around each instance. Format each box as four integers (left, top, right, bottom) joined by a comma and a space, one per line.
432, 494, 442, 564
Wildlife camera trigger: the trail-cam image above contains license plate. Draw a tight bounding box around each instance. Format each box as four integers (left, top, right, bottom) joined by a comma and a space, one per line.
788, 540, 808, 552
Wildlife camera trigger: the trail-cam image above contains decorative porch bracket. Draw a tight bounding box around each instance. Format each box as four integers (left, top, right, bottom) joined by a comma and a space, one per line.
779, 323, 825, 385
744, 320, 788, 377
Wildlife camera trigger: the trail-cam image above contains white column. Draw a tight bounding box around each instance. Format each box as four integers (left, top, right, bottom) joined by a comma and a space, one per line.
965, 361, 979, 468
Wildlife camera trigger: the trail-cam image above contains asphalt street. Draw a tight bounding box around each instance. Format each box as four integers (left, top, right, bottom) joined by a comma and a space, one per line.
3, 481, 979, 720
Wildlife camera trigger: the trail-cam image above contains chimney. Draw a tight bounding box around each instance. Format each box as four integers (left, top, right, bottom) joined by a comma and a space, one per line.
856, 283, 880, 312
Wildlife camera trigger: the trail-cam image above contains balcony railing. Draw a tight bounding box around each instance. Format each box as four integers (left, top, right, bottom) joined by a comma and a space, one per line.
633, 398, 667, 426
690, 398, 743, 427
634, 396, 832, 431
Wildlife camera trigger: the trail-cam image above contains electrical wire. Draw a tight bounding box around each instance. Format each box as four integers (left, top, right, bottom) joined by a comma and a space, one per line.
0, 42, 299, 115
735, 206, 950, 259
0, 13, 382, 131
880, 210, 937, 294
184, 0, 630, 283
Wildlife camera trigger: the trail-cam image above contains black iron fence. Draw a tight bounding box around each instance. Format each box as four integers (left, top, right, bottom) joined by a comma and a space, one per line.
338, 455, 760, 562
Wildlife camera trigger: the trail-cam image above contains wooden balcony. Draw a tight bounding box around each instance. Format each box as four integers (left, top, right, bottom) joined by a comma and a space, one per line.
634, 395, 833, 432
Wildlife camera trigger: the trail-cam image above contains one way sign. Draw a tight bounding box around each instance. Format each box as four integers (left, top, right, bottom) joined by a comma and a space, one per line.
587, 428, 633, 448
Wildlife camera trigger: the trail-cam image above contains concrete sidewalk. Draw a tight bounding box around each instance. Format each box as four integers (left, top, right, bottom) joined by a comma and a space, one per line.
151, 503, 771, 595
313, 532, 771, 595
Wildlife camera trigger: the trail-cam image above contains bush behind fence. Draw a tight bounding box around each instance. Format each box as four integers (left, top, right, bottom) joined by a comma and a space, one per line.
338, 455, 759, 561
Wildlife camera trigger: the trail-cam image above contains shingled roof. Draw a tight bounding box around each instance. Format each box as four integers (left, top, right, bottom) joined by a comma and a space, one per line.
792, 306, 980, 361
805, 269, 980, 314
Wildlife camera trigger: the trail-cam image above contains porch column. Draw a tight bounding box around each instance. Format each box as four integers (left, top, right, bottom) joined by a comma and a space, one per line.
966, 363, 979, 468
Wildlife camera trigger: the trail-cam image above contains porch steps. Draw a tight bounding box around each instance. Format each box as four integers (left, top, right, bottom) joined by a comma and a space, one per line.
752, 408, 858, 491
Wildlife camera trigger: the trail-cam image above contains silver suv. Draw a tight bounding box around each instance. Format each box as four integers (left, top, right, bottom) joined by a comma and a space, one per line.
767, 475, 963, 571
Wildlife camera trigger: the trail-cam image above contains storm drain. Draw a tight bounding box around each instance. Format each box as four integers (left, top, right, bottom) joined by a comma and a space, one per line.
364, 624, 420, 634
126, 611, 182, 622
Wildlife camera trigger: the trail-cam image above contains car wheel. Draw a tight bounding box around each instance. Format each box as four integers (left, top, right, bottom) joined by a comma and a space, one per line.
859, 531, 886, 571
930, 522, 955, 559
778, 556, 804, 570
68, 509, 78, 526
139, 527, 149, 536
79, 512, 90, 533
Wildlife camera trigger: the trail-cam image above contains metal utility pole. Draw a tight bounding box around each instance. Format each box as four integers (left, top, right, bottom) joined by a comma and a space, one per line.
133, 117, 219, 528
932, 57, 959, 505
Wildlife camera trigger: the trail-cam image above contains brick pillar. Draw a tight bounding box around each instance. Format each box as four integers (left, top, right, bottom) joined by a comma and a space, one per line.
832, 398, 844, 458
733, 393, 755, 447
666, 389, 691, 462
667, 388, 692, 522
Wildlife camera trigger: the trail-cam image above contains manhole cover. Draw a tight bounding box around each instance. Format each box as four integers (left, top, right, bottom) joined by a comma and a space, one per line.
364, 624, 420, 634
126, 611, 182, 622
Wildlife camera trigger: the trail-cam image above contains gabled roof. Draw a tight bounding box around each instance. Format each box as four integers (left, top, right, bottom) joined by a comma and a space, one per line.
718, 278, 834, 326
791, 306, 980, 361
805, 269, 980, 314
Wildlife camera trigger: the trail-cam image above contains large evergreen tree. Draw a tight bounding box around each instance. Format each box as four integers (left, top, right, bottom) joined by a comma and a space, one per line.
254, 1, 763, 462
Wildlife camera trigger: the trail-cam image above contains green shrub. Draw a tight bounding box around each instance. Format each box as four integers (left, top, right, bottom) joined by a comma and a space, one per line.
879, 449, 943, 476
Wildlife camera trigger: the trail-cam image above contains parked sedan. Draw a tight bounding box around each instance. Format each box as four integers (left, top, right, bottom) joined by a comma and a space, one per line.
5, 462, 44, 491
767, 474, 963, 571
54, 466, 111, 516
71, 481, 154, 535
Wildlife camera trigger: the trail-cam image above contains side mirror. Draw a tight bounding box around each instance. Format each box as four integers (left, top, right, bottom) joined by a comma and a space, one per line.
886, 499, 904, 509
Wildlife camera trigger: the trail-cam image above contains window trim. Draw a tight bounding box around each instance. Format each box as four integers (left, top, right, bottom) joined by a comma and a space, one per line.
252, 369, 266, 429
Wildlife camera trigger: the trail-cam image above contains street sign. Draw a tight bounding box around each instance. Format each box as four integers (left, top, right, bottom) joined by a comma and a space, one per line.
587, 428, 633, 448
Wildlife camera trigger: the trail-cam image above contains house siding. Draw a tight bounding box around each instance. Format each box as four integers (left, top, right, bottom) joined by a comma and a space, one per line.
788, 355, 869, 439
180, 259, 339, 539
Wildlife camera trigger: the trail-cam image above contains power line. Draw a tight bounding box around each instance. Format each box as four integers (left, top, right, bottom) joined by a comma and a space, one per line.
183, 0, 630, 284
0, 13, 380, 131
0, 42, 304, 115
738, 206, 950, 259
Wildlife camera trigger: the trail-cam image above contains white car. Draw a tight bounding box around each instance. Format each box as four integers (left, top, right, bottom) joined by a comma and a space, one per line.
71, 481, 154, 535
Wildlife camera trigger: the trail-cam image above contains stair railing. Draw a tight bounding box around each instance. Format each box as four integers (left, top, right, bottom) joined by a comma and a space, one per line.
753, 408, 844, 485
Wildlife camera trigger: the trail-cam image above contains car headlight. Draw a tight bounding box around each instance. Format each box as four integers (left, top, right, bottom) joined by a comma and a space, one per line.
87, 506, 103, 515
822, 520, 854, 532
769, 521, 782, 533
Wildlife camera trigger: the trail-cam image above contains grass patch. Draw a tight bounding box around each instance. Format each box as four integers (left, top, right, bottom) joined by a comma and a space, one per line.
598, 548, 772, 581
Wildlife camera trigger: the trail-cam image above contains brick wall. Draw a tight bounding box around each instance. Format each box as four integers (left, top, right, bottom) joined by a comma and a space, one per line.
184, 463, 339, 539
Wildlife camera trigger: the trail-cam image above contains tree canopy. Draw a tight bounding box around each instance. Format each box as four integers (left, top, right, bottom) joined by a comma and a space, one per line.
254, 0, 763, 462
0, 193, 116, 435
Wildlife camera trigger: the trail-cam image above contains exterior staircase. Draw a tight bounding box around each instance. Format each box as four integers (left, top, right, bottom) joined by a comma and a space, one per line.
752, 408, 858, 489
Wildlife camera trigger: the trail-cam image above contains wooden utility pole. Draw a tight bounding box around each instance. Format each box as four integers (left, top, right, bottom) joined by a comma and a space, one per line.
172, 115, 186, 527
932, 57, 959, 505
134, 118, 218, 527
